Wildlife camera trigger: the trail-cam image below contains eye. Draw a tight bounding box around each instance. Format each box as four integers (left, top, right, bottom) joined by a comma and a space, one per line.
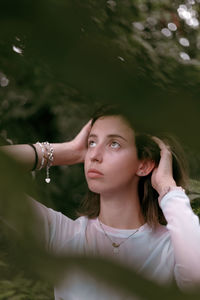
88, 140, 96, 148
110, 141, 120, 149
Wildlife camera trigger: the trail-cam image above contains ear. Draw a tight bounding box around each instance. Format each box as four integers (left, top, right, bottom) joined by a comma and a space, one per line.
136, 160, 155, 177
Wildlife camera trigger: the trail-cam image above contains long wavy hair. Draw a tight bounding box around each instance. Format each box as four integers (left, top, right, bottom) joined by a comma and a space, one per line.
77, 104, 188, 227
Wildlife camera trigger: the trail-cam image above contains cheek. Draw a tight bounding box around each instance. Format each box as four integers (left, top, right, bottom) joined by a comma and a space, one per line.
84, 154, 89, 173
84, 148, 90, 162
110, 153, 139, 174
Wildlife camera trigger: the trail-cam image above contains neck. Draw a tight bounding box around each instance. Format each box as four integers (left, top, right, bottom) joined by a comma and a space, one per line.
98, 184, 145, 230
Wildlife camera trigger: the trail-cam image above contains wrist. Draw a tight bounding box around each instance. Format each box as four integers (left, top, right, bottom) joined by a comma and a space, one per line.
53, 142, 71, 166
158, 181, 176, 195
54, 141, 83, 166
158, 185, 185, 203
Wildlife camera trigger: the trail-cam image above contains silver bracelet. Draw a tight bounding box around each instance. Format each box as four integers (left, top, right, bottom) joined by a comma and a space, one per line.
36, 142, 46, 170
36, 141, 54, 183
43, 142, 54, 183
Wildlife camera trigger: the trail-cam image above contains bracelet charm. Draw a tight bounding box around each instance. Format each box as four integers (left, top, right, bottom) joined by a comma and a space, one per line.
43, 142, 54, 183
36, 141, 54, 183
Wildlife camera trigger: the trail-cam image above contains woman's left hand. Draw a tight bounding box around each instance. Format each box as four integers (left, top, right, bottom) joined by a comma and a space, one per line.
151, 137, 177, 199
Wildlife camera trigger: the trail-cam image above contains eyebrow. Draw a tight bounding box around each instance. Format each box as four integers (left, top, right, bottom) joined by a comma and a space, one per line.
88, 134, 128, 142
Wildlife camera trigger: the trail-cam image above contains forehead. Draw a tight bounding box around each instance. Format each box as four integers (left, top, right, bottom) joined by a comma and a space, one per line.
90, 116, 135, 140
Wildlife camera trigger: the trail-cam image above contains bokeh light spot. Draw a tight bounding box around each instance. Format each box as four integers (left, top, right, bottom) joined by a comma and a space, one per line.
168, 23, 177, 31
117, 56, 125, 62
180, 52, 191, 60
12, 45, 23, 55
132, 22, 144, 31
161, 28, 172, 37
179, 37, 190, 47
0, 72, 9, 87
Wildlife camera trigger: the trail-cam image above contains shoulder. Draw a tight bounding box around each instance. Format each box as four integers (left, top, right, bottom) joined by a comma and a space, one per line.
47, 210, 89, 233
145, 224, 174, 263
45, 212, 89, 253
150, 223, 171, 245
153, 223, 170, 236
30, 197, 89, 237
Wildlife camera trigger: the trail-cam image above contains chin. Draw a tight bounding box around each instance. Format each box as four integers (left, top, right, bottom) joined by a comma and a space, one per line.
88, 185, 102, 194
87, 182, 115, 195
87, 181, 104, 194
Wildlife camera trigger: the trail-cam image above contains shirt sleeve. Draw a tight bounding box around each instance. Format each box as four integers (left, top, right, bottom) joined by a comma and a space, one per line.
28, 196, 86, 254
160, 189, 200, 290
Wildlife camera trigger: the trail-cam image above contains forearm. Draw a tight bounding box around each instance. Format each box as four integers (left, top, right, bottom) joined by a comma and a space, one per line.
1, 141, 81, 171
1, 144, 40, 171
1, 120, 91, 171
160, 190, 200, 288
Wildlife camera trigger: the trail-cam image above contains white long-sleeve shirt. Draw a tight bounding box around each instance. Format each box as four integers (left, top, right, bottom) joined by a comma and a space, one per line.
33, 189, 200, 299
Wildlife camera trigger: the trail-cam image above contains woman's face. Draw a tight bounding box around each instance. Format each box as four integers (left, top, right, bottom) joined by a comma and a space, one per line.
84, 115, 141, 195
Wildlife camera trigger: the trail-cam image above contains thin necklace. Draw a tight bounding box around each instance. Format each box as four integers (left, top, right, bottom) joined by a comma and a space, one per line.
98, 218, 139, 254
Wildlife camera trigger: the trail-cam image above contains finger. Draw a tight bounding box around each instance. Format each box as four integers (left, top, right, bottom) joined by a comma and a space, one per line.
83, 119, 92, 138
152, 137, 173, 171
82, 119, 92, 132
152, 136, 171, 153
77, 120, 92, 138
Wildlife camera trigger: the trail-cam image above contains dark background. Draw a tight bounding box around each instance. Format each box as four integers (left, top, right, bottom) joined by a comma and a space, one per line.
0, 1, 200, 298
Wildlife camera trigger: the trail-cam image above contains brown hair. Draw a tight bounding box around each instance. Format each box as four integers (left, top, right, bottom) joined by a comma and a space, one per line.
77, 104, 188, 227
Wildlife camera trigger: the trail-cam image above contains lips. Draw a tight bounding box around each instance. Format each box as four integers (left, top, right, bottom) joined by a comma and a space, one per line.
88, 168, 103, 175
87, 168, 104, 178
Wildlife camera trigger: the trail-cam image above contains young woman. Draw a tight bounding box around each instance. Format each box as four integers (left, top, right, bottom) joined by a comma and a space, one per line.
2, 105, 200, 299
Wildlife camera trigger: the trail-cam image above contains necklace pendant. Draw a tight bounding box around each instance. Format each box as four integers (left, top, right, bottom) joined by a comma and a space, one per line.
113, 247, 119, 254
112, 242, 119, 254
98, 219, 139, 256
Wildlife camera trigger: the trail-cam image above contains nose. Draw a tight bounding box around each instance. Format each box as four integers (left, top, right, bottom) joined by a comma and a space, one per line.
90, 145, 103, 163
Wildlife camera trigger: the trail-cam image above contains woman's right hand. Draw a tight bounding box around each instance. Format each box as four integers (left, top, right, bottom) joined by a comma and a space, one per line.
68, 120, 92, 163
53, 120, 92, 166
